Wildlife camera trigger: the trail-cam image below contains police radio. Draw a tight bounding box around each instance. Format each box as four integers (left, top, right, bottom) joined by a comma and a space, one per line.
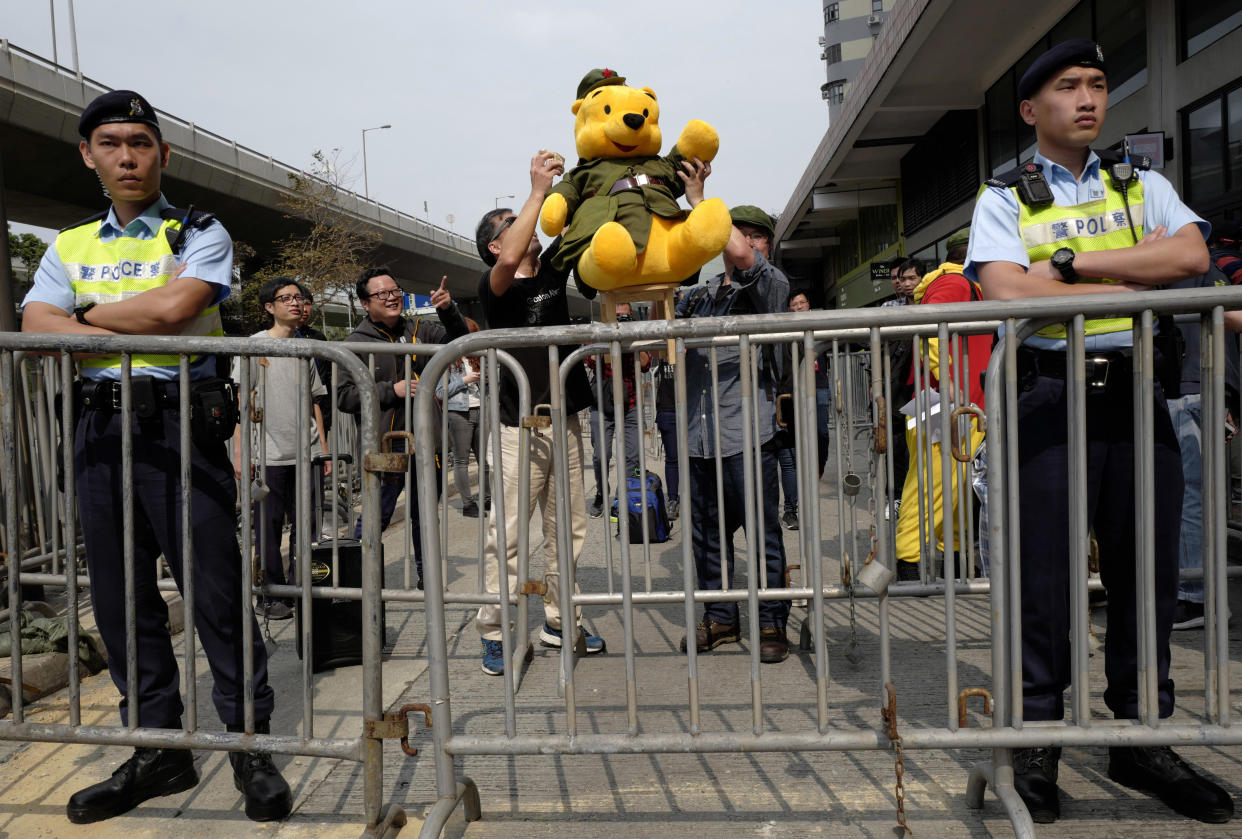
1016, 163, 1054, 207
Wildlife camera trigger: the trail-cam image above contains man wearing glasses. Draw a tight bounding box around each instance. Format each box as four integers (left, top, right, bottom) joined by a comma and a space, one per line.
232, 278, 329, 620
472, 150, 602, 676
337, 267, 466, 590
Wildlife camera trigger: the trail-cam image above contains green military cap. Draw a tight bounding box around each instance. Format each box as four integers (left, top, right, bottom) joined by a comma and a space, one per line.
730, 205, 775, 238
576, 68, 626, 100
946, 227, 970, 252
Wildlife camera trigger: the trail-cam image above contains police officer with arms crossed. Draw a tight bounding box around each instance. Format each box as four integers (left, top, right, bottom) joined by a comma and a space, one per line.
965, 41, 1232, 824
21, 91, 291, 823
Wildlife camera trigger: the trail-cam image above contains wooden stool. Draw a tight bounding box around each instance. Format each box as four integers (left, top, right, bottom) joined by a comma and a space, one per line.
601, 283, 678, 362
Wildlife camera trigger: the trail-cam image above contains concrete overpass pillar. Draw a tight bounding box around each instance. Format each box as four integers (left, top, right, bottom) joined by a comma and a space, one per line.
0, 149, 15, 332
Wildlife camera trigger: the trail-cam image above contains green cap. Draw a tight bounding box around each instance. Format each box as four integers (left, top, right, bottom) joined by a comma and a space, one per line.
576, 68, 625, 100
946, 226, 970, 252
730, 205, 774, 238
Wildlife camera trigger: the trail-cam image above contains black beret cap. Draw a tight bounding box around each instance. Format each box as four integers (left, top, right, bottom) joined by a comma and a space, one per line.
78, 90, 161, 139
1017, 39, 1107, 102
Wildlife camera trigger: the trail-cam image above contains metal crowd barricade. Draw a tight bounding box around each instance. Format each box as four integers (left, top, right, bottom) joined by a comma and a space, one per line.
410, 286, 1242, 839
0, 331, 408, 838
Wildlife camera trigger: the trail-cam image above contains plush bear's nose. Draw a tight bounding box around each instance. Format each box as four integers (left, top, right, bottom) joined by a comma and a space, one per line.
623, 113, 645, 130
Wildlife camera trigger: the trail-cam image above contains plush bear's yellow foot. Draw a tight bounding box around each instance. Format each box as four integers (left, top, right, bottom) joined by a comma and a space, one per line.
580, 221, 638, 288
666, 197, 732, 276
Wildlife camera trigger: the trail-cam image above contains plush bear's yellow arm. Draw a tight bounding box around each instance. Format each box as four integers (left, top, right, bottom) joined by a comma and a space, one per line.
675, 120, 720, 164
540, 193, 568, 237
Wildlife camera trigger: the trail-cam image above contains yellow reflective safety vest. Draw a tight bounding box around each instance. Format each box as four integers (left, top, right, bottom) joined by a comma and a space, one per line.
984, 158, 1145, 339
54, 210, 224, 370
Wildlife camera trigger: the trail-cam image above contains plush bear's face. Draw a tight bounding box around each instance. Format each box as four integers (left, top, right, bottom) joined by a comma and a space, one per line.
571, 84, 662, 160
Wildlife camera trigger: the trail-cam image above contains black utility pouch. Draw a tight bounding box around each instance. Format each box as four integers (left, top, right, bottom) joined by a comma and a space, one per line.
190, 377, 239, 443
131, 377, 159, 420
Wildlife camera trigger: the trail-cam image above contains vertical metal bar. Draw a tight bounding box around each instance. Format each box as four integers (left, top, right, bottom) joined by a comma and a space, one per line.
1208, 308, 1230, 724
805, 332, 830, 730
710, 346, 727, 598
869, 329, 891, 695
297, 359, 313, 734
676, 339, 701, 733
2, 352, 24, 724
485, 350, 517, 732
632, 347, 653, 592
550, 345, 577, 729
238, 353, 257, 736
61, 353, 81, 726
441, 365, 450, 570
358, 354, 386, 831
179, 357, 197, 732
831, 340, 849, 612
1004, 322, 1024, 727
1201, 309, 1218, 721
1134, 312, 1158, 726
120, 358, 137, 729
1066, 316, 1089, 725
738, 336, 763, 735
403, 354, 414, 590
618, 347, 639, 734
937, 322, 959, 731
593, 352, 615, 593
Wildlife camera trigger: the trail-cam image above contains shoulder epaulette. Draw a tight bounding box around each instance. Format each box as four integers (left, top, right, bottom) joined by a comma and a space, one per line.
1094, 147, 1151, 170
984, 162, 1038, 190
160, 206, 218, 230
59, 209, 109, 233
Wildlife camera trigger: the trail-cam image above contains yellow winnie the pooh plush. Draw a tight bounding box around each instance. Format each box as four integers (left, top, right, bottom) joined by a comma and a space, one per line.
539, 68, 733, 291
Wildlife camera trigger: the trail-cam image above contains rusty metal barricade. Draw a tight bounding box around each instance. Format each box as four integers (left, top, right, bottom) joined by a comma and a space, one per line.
406, 286, 1242, 839
0, 331, 405, 837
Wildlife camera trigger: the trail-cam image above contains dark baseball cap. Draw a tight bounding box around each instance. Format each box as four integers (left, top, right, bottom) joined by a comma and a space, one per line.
78, 90, 161, 139
1017, 39, 1107, 101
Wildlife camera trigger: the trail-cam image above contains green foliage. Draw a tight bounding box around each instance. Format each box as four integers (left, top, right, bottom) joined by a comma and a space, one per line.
7, 228, 49, 299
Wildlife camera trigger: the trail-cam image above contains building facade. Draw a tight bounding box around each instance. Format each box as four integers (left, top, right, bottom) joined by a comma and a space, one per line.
784, 0, 1242, 308
821, 0, 888, 120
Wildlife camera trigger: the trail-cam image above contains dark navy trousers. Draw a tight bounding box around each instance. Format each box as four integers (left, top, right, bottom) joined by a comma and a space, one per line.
688, 449, 790, 628
1016, 372, 1182, 721
75, 404, 274, 728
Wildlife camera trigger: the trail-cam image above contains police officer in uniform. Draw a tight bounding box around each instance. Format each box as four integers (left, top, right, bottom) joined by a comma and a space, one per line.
21, 91, 291, 823
965, 42, 1232, 824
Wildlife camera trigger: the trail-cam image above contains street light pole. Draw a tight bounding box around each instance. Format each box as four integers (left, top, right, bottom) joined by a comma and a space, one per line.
360, 124, 391, 200
494, 193, 515, 208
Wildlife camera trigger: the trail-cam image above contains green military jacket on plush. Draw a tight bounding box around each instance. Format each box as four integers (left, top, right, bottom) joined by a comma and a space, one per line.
547, 148, 690, 274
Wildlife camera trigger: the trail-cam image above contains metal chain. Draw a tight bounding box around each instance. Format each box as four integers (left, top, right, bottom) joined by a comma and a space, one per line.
882, 682, 914, 837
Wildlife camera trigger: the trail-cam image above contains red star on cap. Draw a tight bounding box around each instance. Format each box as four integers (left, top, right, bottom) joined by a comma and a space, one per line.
602, 69, 614, 78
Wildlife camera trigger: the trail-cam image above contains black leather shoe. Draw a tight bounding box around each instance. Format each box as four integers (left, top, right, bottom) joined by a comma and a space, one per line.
1013, 746, 1061, 824
759, 626, 789, 663
66, 747, 198, 824
228, 723, 293, 821
1109, 746, 1233, 823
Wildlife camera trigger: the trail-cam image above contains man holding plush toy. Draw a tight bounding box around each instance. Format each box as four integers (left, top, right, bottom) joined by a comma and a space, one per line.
674, 161, 792, 664
472, 151, 604, 677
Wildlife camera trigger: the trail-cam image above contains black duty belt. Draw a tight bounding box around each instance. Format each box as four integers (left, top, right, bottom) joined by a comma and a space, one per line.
1020, 348, 1132, 391
79, 377, 180, 414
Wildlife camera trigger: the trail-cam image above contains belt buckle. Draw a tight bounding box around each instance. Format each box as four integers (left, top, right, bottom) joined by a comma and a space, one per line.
1085, 357, 1110, 391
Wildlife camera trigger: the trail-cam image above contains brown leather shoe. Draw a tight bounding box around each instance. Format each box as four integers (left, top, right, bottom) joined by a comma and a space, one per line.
680, 619, 741, 653
759, 626, 789, 663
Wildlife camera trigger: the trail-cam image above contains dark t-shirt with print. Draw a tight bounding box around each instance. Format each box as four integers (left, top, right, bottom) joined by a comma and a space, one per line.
478, 240, 593, 426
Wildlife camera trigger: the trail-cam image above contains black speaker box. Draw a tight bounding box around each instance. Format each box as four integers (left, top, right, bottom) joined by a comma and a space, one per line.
295, 540, 385, 673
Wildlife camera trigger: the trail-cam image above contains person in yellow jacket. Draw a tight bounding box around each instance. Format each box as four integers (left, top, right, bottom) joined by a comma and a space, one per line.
893, 229, 990, 580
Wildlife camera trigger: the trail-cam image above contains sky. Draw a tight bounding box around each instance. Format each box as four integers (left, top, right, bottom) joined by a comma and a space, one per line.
4, 0, 829, 244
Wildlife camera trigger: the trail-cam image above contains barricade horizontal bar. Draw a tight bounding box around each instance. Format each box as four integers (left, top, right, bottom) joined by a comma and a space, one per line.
443, 722, 1242, 756
0, 722, 363, 760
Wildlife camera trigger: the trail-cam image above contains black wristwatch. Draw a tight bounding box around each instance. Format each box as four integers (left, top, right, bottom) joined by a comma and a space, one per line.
74, 302, 97, 325
1050, 247, 1078, 284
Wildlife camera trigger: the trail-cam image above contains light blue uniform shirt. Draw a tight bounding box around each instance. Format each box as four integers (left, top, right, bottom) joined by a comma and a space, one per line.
964, 150, 1209, 351
22, 194, 234, 380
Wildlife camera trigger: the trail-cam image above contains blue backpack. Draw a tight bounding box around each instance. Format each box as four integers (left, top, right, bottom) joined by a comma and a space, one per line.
612, 472, 670, 544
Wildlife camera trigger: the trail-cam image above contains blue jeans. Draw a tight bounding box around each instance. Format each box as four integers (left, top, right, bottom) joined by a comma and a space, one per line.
688, 449, 789, 628
816, 387, 831, 477
776, 444, 798, 512
1168, 393, 1204, 603
655, 410, 679, 500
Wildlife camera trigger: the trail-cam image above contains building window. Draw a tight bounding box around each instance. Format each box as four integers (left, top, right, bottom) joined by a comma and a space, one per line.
822, 80, 846, 106
825, 2, 839, 23
1180, 0, 1242, 60
824, 43, 842, 65
872, 0, 883, 11
901, 111, 980, 236
984, 0, 1149, 175
1183, 79, 1242, 210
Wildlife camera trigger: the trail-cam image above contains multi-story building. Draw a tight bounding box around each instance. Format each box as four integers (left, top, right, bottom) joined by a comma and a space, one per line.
785, 0, 1242, 308
821, 0, 888, 121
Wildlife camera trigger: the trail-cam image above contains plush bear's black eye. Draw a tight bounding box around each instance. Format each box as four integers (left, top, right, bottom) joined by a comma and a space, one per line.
604, 105, 611, 115
643, 109, 649, 117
